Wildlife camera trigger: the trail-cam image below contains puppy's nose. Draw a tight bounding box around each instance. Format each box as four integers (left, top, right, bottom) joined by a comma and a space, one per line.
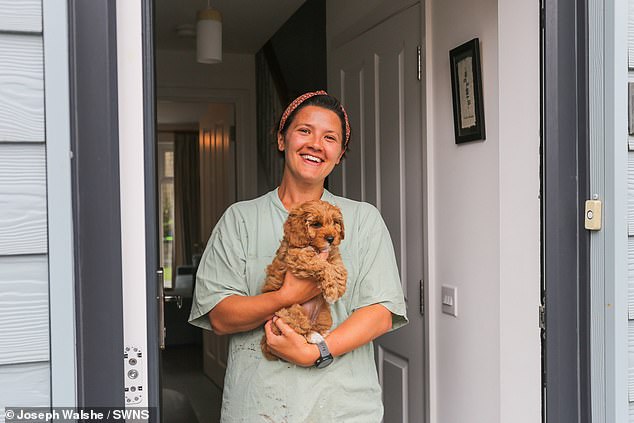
325, 235, 334, 244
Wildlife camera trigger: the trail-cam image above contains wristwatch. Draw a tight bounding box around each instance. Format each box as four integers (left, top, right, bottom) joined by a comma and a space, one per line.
314, 340, 333, 369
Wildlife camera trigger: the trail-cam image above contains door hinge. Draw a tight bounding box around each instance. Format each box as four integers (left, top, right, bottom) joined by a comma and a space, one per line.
417, 45, 422, 81
419, 279, 425, 316
539, 304, 546, 330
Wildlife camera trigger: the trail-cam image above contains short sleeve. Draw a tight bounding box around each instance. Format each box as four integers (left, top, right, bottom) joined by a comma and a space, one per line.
349, 204, 408, 331
188, 206, 248, 330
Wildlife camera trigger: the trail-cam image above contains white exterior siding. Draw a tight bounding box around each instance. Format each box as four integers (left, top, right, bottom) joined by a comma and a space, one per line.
627, 0, 634, 423
0, 1, 49, 421
0, 144, 47, 255
0, 33, 44, 142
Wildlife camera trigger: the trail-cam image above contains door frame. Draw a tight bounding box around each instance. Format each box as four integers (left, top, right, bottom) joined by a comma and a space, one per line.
68, 0, 126, 407
541, 0, 592, 421
141, 0, 161, 416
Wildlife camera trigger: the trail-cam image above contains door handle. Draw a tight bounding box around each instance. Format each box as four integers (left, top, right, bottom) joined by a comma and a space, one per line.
164, 295, 183, 309
157, 268, 166, 350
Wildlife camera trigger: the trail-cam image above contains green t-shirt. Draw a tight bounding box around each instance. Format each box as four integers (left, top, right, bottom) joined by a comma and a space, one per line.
189, 188, 407, 423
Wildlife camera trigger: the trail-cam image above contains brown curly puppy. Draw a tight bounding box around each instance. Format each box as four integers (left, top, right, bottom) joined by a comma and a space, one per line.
261, 200, 347, 360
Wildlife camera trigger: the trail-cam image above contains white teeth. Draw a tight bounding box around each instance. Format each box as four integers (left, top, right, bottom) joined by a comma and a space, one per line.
301, 154, 323, 163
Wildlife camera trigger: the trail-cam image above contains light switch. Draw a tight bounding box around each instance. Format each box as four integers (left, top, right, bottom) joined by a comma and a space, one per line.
441, 285, 458, 317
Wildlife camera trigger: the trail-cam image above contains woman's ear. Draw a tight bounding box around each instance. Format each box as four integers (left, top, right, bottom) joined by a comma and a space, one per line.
277, 132, 285, 152
336, 147, 347, 164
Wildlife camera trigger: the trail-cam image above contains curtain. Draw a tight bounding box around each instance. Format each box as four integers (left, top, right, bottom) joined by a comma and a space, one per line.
173, 131, 200, 270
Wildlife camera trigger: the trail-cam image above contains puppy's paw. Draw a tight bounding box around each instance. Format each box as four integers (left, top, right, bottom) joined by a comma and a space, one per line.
323, 286, 339, 304
307, 331, 325, 344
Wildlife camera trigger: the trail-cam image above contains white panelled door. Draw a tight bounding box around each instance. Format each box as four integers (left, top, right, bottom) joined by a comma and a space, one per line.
329, 4, 425, 422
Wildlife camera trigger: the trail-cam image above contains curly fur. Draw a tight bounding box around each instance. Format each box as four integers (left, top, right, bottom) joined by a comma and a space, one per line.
261, 200, 347, 360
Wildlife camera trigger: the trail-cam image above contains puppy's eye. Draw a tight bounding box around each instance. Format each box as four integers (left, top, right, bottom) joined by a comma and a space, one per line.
310, 222, 323, 228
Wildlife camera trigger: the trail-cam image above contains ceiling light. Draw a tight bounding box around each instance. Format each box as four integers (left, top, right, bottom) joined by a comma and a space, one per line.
196, 4, 222, 64
175, 24, 195, 39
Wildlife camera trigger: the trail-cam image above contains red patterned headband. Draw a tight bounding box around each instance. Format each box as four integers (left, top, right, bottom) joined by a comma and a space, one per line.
278, 90, 351, 148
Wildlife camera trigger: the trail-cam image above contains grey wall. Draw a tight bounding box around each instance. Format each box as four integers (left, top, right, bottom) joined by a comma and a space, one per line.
0, 0, 50, 419
267, 0, 327, 100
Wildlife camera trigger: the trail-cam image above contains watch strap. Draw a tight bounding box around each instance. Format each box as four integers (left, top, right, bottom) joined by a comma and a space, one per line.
316, 340, 330, 357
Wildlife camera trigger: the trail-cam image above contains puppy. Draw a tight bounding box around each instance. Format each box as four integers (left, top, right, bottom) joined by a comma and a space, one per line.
261, 200, 347, 360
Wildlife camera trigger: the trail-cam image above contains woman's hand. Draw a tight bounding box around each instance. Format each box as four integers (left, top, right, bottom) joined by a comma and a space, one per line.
277, 272, 322, 305
276, 250, 329, 306
263, 317, 319, 367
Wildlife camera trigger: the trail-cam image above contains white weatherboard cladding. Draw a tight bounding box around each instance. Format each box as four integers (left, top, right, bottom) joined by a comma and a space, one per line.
0, 255, 49, 365
0, 143, 47, 255
628, 145, 634, 406
0, 33, 44, 142
0, 0, 42, 33
0, 362, 50, 422
0, 0, 50, 418
629, 3, 634, 417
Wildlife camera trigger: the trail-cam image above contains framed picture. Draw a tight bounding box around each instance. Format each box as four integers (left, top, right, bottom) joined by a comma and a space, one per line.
449, 38, 485, 144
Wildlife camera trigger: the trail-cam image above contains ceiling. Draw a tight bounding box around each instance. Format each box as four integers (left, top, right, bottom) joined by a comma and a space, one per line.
155, 0, 306, 54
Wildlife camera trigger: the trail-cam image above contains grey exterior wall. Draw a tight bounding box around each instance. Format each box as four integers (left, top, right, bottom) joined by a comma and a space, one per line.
0, 0, 50, 420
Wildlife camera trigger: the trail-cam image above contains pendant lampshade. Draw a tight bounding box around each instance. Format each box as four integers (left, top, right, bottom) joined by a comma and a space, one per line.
196, 7, 222, 64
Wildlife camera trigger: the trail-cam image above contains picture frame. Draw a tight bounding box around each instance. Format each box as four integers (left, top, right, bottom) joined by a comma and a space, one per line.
449, 38, 486, 144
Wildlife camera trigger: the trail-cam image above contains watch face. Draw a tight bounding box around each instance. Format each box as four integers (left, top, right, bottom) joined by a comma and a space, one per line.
315, 354, 333, 369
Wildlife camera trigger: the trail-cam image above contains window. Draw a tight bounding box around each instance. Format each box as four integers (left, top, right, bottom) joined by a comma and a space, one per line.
158, 137, 174, 288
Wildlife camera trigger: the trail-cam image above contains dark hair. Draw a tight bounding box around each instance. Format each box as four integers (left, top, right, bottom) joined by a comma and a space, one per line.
278, 94, 350, 150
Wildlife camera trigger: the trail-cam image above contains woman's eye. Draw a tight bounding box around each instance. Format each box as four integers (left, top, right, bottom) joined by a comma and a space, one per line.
298, 128, 310, 134
325, 135, 337, 142
310, 222, 323, 228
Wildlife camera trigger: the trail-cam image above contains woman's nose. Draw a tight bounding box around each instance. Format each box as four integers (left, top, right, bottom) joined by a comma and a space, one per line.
307, 135, 324, 149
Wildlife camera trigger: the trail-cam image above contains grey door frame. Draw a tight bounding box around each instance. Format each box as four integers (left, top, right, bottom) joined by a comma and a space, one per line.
69, 0, 125, 407
141, 0, 162, 417
542, 0, 592, 422
68, 0, 161, 416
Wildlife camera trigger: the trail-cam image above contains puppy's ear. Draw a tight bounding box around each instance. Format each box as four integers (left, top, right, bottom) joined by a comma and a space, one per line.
335, 212, 345, 241
284, 208, 309, 247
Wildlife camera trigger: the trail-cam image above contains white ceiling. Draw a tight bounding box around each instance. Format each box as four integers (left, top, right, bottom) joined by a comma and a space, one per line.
155, 0, 306, 54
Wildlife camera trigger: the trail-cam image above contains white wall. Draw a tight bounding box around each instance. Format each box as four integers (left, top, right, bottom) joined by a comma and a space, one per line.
156, 49, 257, 200
426, 1, 500, 421
327, 0, 541, 422
426, 0, 540, 422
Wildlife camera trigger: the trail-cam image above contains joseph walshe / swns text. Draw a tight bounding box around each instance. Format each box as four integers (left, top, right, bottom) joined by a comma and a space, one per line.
4, 407, 151, 421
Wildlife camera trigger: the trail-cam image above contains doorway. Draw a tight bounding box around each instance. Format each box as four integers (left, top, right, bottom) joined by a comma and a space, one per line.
149, 1, 427, 422
155, 100, 236, 422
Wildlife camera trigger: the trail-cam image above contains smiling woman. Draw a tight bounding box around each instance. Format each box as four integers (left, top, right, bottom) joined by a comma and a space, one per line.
189, 91, 407, 422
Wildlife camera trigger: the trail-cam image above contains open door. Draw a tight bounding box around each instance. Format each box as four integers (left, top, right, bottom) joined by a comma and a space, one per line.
329, 4, 426, 422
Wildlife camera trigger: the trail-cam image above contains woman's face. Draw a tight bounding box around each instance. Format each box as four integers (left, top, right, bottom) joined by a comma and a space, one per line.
278, 105, 345, 186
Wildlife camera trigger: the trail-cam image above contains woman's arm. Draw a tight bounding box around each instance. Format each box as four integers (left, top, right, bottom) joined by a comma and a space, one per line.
263, 303, 393, 366
209, 271, 322, 335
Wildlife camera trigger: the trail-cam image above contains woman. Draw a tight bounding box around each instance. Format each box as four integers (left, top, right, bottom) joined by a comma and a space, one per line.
189, 91, 407, 422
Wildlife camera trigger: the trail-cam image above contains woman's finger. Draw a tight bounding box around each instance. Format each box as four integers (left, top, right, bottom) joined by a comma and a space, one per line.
264, 319, 276, 340
272, 317, 293, 335
273, 317, 302, 340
